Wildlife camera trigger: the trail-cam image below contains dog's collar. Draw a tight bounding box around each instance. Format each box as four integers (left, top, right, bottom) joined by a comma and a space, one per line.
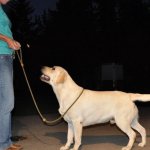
76, 88, 84, 101
62, 88, 84, 117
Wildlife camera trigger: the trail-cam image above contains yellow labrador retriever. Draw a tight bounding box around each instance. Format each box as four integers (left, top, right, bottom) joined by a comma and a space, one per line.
40, 66, 150, 150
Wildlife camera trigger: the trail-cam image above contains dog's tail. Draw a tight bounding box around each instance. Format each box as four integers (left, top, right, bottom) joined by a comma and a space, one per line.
130, 93, 150, 102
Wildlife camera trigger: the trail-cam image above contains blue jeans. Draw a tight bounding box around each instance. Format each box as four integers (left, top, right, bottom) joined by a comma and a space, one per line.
0, 55, 14, 150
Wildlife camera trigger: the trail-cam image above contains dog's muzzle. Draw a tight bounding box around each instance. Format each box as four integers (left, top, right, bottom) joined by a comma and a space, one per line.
40, 74, 50, 81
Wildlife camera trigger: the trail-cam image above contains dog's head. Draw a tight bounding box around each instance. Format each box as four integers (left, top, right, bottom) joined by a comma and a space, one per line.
40, 66, 66, 85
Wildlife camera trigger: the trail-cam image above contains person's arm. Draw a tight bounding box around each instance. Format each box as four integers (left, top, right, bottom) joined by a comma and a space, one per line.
0, 33, 21, 50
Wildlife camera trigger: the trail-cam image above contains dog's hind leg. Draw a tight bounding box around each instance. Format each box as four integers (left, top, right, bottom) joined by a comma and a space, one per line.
60, 123, 74, 150
116, 119, 136, 150
131, 118, 146, 147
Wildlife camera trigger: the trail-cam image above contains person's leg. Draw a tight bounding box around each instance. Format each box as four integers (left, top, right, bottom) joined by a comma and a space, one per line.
0, 55, 14, 150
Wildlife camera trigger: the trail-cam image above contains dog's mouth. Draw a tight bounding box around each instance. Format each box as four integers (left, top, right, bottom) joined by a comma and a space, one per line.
40, 74, 50, 81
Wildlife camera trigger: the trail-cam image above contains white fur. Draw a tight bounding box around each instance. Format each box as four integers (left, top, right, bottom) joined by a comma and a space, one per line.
41, 66, 150, 150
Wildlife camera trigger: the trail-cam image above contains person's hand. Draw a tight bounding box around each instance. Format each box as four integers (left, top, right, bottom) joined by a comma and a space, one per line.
6, 38, 21, 50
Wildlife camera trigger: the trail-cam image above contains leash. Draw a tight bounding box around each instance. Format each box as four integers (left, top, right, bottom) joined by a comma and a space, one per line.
16, 49, 84, 125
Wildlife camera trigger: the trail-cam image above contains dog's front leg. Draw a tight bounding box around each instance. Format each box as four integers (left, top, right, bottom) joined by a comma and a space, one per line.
60, 123, 74, 150
70, 120, 82, 150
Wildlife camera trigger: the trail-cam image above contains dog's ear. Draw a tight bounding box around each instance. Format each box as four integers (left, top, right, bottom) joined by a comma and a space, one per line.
55, 71, 66, 84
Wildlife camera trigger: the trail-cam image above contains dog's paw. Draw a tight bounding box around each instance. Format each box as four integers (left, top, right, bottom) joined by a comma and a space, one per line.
60, 146, 69, 150
138, 142, 145, 147
122, 146, 131, 150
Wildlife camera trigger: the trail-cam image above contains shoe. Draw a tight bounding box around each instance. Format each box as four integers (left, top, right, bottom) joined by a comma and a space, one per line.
6, 144, 23, 150
11, 136, 27, 142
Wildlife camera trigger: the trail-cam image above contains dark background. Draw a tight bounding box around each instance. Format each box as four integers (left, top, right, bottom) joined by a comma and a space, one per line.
3, 0, 150, 115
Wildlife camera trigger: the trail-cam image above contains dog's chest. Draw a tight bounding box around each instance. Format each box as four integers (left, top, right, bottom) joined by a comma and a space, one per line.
58, 108, 72, 122
63, 115, 71, 122
59, 107, 65, 115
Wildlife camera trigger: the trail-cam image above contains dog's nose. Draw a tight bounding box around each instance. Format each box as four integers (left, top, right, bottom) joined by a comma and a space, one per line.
41, 66, 47, 70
